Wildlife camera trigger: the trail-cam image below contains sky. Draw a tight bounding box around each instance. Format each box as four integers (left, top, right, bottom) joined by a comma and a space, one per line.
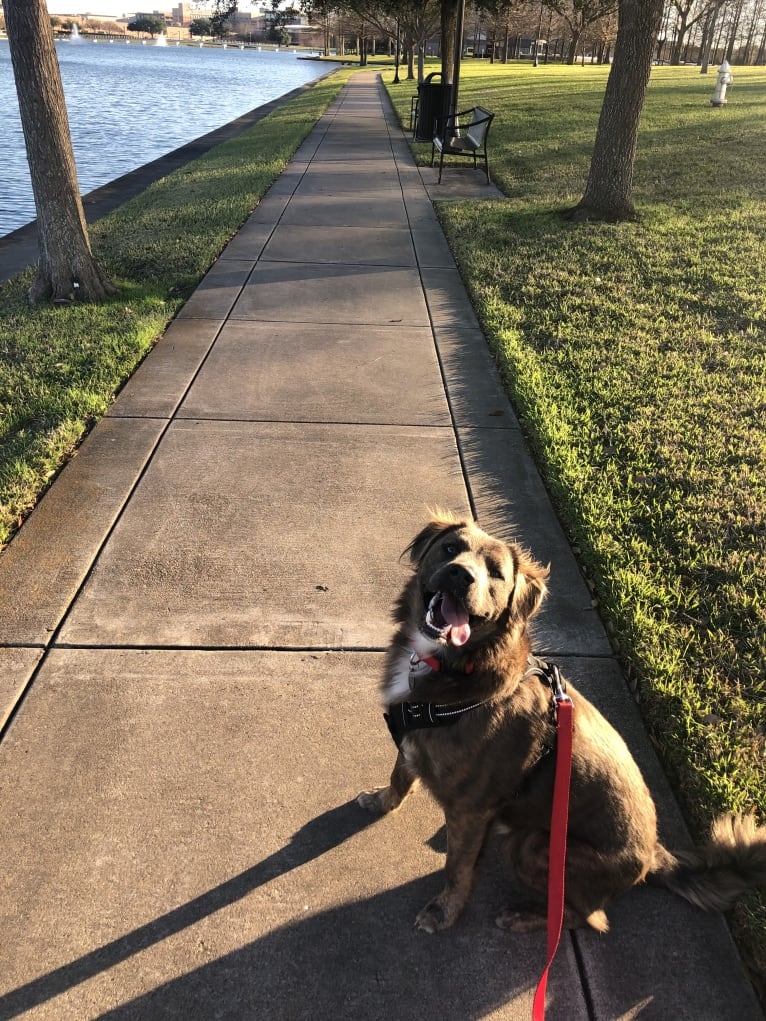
44, 2, 262, 16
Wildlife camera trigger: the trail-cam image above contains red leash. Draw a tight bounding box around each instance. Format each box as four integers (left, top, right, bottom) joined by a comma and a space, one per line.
532, 674, 574, 1021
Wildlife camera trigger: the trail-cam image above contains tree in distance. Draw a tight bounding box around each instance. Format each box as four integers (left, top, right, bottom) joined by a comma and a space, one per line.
127, 15, 167, 38
268, 1, 299, 45
269, 25, 292, 45
4, 0, 115, 304
546, 0, 618, 64
190, 17, 213, 37
201, 0, 240, 41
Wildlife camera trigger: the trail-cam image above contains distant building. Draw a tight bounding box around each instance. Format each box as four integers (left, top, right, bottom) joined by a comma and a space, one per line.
284, 19, 322, 47
228, 11, 258, 33
172, 4, 202, 26
133, 11, 171, 24
167, 4, 317, 41
171, 5, 264, 33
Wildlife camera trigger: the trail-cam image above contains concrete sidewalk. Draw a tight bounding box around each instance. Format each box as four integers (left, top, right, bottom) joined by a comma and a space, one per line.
0, 72, 762, 1021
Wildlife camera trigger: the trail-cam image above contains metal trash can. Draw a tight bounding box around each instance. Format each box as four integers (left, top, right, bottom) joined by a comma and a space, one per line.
415, 80, 451, 142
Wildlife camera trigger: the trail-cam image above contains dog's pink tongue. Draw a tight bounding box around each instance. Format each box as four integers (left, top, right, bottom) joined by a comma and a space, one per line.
442, 593, 471, 646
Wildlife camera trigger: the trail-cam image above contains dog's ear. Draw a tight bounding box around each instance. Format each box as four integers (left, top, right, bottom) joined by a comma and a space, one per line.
509, 548, 549, 622
403, 510, 467, 565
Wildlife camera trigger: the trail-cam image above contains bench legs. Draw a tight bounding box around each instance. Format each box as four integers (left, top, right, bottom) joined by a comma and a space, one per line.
433, 150, 490, 185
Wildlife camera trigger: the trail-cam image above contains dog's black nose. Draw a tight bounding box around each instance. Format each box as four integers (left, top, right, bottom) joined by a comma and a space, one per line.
448, 564, 475, 588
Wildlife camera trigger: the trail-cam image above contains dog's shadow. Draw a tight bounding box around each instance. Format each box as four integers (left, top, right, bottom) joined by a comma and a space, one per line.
90, 819, 561, 1021
0, 800, 716, 1021
0, 801, 564, 1021
0, 801, 376, 1019
92, 818, 705, 1021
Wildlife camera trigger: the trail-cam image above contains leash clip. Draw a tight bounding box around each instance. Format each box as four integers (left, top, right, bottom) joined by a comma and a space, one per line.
548, 663, 572, 706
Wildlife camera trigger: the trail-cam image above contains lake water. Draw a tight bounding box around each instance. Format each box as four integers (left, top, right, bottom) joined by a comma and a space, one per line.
0, 40, 335, 237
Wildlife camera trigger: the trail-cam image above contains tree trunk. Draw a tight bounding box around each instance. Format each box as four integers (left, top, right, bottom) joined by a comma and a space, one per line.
755, 21, 766, 64
725, 0, 744, 61
4, 0, 115, 304
407, 38, 415, 80
700, 6, 716, 72
441, 0, 458, 83
712, 9, 727, 62
566, 31, 581, 64
567, 0, 664, 222
670, 12, 689, 65
740, 0, 762, 64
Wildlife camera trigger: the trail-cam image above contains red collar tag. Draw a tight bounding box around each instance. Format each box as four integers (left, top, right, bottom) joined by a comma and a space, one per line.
410, 648, 475, 675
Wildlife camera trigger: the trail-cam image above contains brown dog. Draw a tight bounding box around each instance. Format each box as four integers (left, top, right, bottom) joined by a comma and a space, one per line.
358, 512, 766, 934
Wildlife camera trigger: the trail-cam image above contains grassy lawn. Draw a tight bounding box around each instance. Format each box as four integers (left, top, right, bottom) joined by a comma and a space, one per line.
388, 59, 766, 993
0, 67, 352, 548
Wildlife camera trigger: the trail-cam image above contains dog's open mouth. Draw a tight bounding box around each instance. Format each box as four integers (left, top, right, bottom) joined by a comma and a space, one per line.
425, 592, 472, 647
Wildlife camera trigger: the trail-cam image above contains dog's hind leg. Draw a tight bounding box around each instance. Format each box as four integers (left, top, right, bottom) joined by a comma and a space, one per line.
501, 828, 612, 932
357, 750, 418, 815
415, 809, 494, 933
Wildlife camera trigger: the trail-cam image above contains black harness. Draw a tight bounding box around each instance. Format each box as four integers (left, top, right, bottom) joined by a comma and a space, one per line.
384, 695, 489, 747
384, 654, 566, 750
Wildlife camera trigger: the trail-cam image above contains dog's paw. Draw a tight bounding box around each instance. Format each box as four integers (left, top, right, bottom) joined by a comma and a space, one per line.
415, 897, 457, 933
356, 787, 394, 814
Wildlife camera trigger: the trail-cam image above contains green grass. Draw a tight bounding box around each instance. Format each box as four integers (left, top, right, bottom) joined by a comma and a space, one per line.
0, 67, 352, 547
388, 60, 766, 994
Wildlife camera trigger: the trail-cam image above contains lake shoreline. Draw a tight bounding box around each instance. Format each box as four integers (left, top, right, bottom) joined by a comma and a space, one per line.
0, 65, 340, 283
1, 41, 342, 239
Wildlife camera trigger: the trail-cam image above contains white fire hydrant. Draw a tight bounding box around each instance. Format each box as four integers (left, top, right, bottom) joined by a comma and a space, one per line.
711, 60, 733, 107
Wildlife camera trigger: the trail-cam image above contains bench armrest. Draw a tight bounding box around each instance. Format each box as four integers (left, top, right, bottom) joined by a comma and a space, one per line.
434, 107, 493, 140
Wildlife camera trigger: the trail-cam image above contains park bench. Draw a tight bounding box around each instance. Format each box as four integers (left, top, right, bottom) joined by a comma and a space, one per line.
431, 106, 495, 184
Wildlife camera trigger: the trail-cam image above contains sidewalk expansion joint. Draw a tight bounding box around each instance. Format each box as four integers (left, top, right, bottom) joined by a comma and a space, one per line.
571, 929, 599, 1021
50, 643, 389, 654
532, 649, 616, 661
173, 417, 458, 430
230, 317, 428, 329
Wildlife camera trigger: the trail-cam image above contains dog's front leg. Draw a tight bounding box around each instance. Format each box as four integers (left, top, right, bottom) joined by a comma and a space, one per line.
416, 810, 493, 933
357, 749, 418, 815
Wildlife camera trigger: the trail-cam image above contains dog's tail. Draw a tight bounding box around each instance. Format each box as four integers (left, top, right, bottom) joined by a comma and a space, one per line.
648, 814, 766, 912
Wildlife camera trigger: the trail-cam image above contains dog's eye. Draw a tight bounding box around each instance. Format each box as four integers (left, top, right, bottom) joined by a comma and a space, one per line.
488, 562, 505, 581
443, 543, 457, 556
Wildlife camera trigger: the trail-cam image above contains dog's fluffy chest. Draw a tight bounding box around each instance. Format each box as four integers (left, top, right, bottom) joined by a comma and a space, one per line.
383, 629, 442, 706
